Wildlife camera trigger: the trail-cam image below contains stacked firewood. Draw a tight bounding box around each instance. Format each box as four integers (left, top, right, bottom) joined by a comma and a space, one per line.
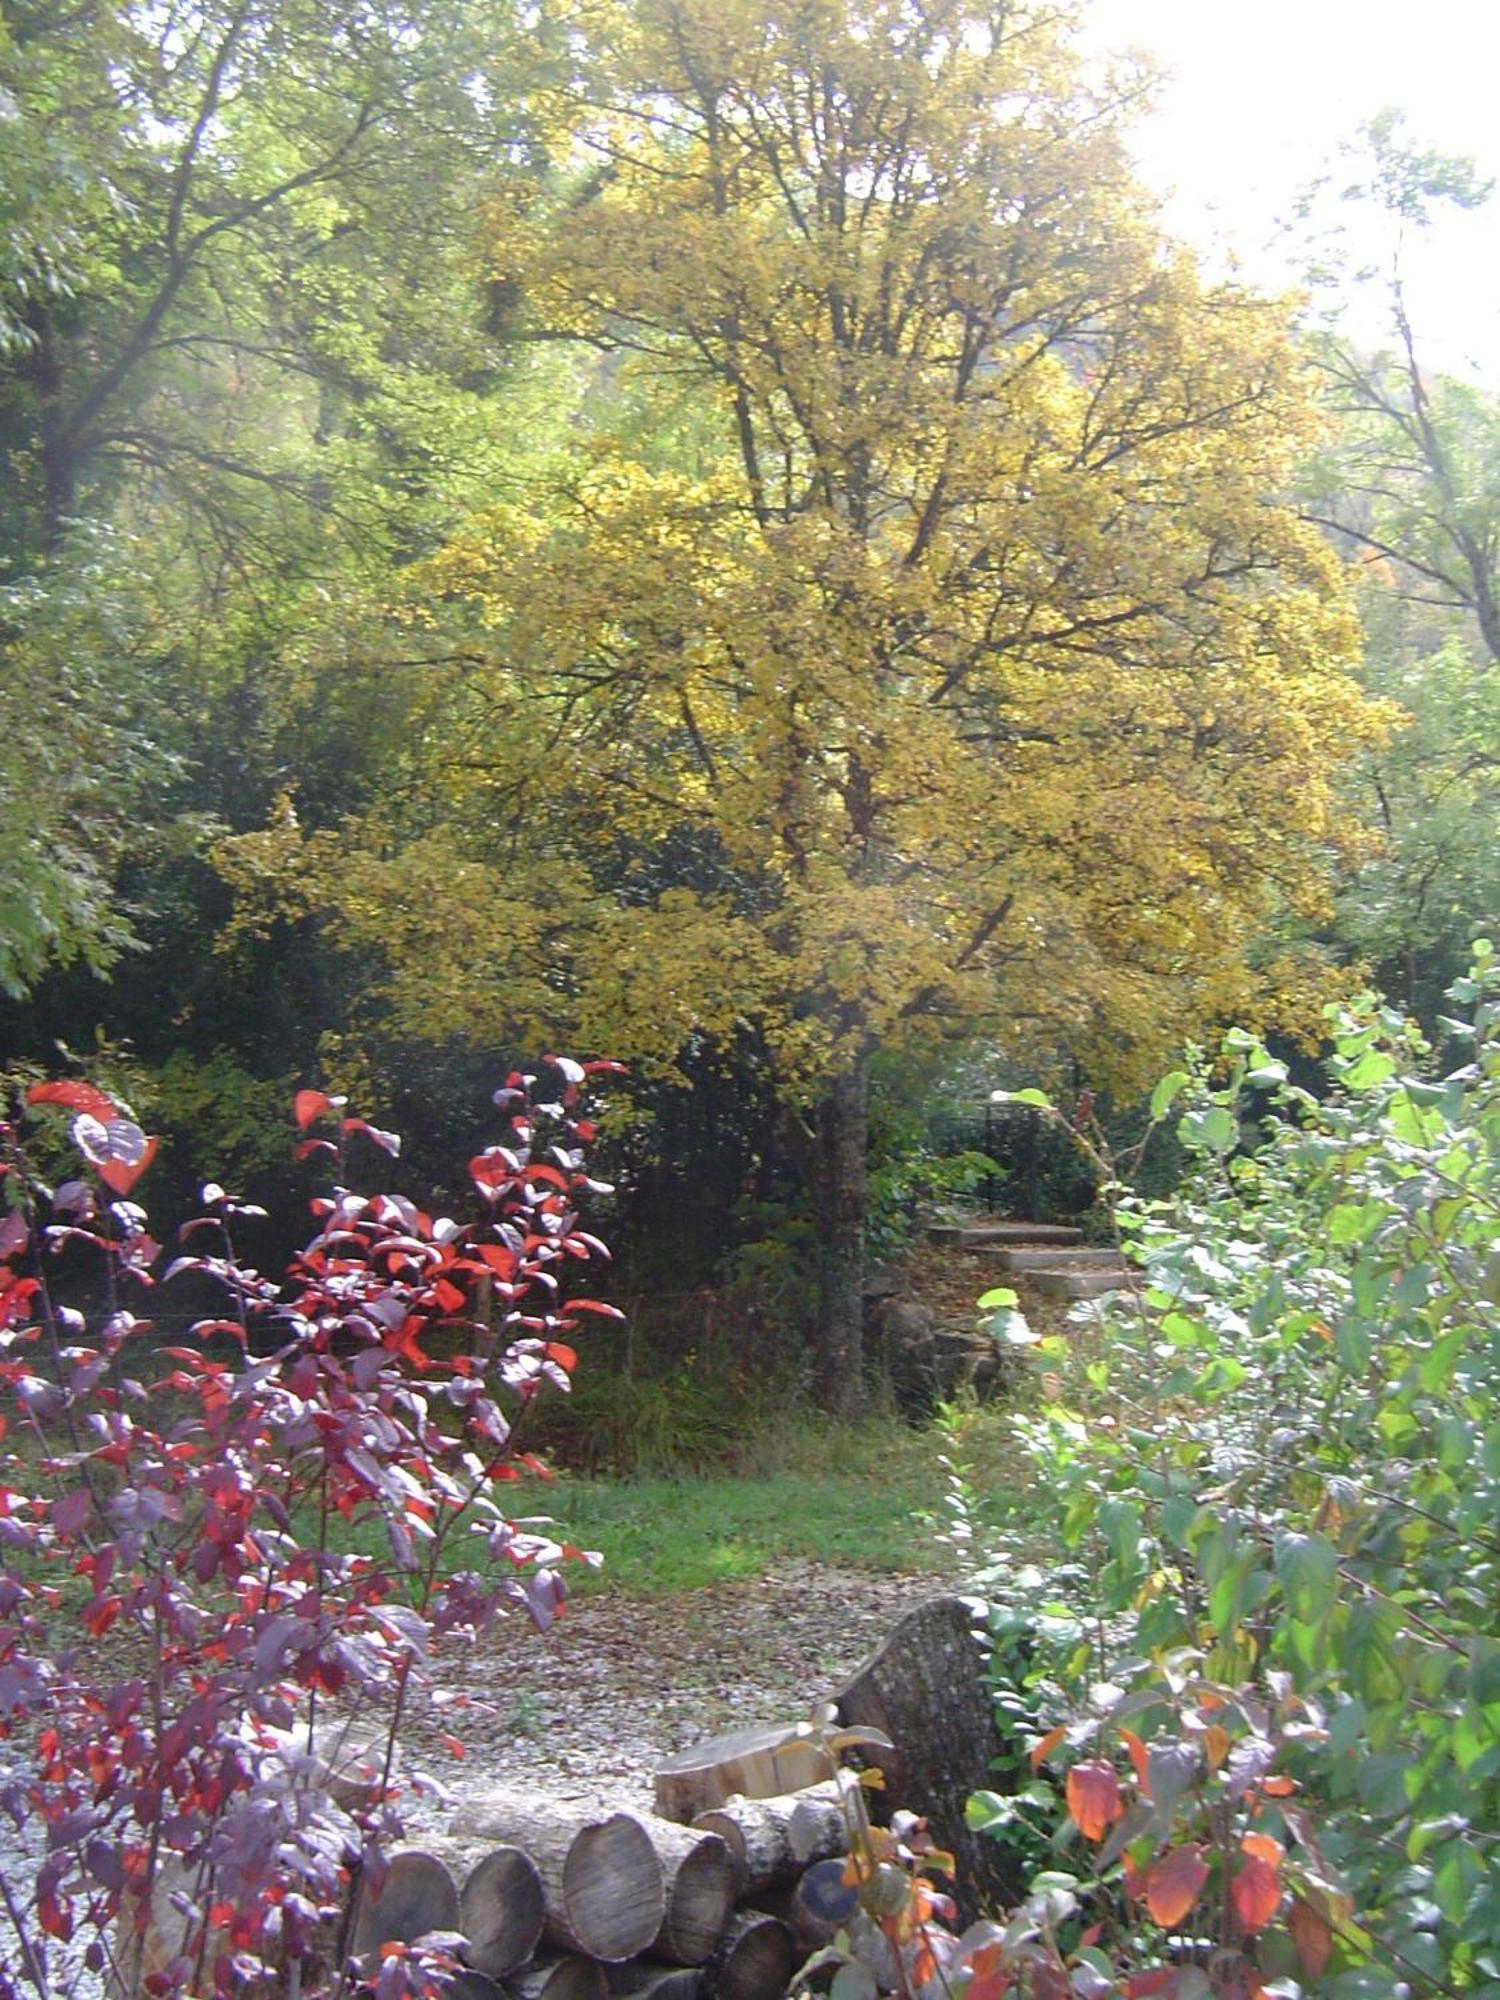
356, 1723, 873, 2000
351, 1594, 1004, 1999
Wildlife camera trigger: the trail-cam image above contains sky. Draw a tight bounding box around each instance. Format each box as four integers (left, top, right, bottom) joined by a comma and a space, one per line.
1076, 0, 1500, 378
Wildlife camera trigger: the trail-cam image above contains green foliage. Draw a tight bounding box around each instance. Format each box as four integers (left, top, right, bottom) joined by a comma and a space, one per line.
982, 960, 1500, 1992
867, 1147, 1002, 1261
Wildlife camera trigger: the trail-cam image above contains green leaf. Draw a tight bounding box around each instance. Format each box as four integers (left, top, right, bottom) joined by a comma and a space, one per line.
1149, 1070, 1191, 1120
1274, 1531, 1339, 1624
1178, 1103, 1237, 1153
1344, 1049, 1396, 1089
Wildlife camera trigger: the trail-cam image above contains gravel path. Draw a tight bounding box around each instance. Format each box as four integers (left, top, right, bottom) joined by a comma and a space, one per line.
398, 1560, 942, 1834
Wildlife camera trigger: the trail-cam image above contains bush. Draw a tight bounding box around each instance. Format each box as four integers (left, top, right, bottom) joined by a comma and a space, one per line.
965, 957, 1500, 1996
0, 1057, 620, 1997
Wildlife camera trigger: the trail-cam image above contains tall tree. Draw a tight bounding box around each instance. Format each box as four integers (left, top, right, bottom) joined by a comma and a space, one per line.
0, 0, 574, 1020
1297, 114, 1500, 1015
225, 0, 1379, 1408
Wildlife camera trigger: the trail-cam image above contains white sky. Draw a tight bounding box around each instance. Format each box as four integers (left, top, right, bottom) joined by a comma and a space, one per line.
1077, 0, 1500, 378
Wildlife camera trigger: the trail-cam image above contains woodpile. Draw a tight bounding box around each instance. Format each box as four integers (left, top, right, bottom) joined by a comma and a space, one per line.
342, 1596, 998, 1998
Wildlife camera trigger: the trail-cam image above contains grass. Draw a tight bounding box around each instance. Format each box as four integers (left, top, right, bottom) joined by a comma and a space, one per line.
540, 1405, 1036, 1594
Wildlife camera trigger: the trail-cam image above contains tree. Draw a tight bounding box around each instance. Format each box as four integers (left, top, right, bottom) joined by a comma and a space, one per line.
0, 0, 572, 1017
226, 0, 1379, 1410
1296, 113, 1500, 1016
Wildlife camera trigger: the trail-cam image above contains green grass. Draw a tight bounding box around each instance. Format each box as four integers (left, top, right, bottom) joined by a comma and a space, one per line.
290, 1405, 1037, 1596
549, 1467, 935, 1594
540, 1406, 1036, 1594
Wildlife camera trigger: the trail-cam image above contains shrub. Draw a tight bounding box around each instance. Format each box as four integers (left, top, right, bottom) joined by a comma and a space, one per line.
967, 957, 1500, 1996
0, 1056, 621, 1997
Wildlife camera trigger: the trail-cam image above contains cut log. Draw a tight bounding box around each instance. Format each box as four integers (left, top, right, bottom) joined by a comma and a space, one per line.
607, 1963, 704, 2000
691, 1781, 847, 1894
653, 1722, 831, 1823
833, 1594, 1017, 1923
701, 1910, 795, 2000
764, 1870, 900, 1991
635, 1817, 737, 1966
459, 1845, 547, 1978
350, 1849, 462, 1961
453, 1801, 664, 1961
508, 1949, 611, 2000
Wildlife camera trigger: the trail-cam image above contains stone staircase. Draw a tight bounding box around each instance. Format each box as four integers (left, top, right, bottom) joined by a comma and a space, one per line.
927, 1218, 1137, 1300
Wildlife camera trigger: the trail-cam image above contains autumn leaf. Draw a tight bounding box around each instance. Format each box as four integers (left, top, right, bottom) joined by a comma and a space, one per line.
97, 1136, 158, 1196
1288, 1896, 1333, 1977
1145, 1844, 1209, 1928
1030, 1724, 1067, 1770
1120, 1727, 1151, 1793
27, 1080, 118, 1120
293, 1088, 337, 1131
1065, 1761, 1123, 1840
1231, 1853, 1282, 1933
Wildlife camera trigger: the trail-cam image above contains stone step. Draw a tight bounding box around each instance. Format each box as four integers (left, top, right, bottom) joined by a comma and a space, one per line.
992, 1247, 1128, 1272
928, 1220, 1084, 1248
1026, 1267, 1138, 1301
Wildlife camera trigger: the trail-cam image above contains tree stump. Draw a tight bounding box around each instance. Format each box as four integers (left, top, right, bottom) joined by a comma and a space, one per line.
833, 1593, 1017, 1920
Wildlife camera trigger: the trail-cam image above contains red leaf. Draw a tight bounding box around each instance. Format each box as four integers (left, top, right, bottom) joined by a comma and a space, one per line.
98, 1136, 158, 1196
27, 1080, 117, 1119
1241, 1832, 1283, 1868
83, 1595, 122, 1639
294, 1139, 337, 1162
564, 1299, 626, 1320
543, 1342, 577, 1372
1145, 1845, 1209, 1928
294, 1089, 335, 1132
1288, 1896, 1333, 1978
1231, 1854, 1282, 1934
1065, 1761, 1123, 1841
343, 1117, 401, 1157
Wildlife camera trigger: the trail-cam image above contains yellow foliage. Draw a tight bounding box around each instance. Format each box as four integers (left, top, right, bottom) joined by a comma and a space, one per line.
248, 0, 1386, 1095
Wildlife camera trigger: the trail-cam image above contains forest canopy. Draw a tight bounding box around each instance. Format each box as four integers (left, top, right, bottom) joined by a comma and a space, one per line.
2, 0, 1496, 1394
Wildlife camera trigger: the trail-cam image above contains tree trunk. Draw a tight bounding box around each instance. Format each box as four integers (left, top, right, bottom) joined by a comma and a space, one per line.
833, 1593, 1022, 1922
814, 1053, 869, 1417
459, 1845, 547, 1978
21, 299, 75, 553
510, 1950, 610, 2000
